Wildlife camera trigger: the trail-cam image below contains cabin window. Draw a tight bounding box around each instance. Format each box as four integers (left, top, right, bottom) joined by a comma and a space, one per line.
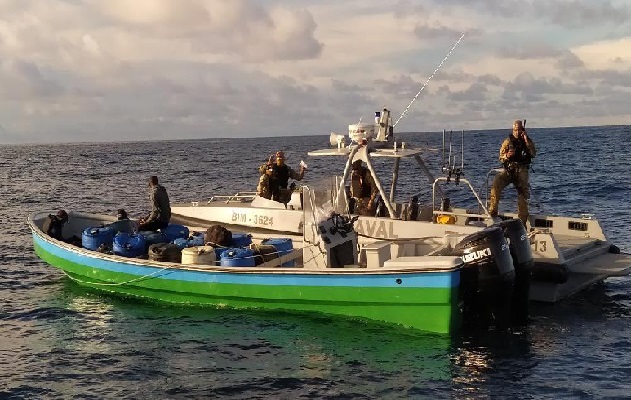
568, 221, 588, 231
534, 219, 553, 228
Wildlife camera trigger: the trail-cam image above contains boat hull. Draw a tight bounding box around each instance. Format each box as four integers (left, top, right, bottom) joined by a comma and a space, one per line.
32, 230, 461, 334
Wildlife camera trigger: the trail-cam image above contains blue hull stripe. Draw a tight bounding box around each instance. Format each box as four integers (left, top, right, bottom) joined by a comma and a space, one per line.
35, 233, 460, 288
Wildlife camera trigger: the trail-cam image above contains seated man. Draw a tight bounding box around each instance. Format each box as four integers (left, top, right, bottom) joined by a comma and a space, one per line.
138, 176, 171, 231
43, 210, 69, 240
107, 208, 137, 234
268, 151, 305, 203
350, 160, 378, 216
116, 208, 129, 220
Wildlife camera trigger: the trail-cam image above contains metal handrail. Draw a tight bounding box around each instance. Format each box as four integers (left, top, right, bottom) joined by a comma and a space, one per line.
208, 192, 258, 204
483, 168, 545, 214
432, 177, 491, 219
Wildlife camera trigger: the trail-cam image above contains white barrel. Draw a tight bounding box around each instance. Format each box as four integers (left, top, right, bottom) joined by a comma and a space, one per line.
181, 246, 217, 266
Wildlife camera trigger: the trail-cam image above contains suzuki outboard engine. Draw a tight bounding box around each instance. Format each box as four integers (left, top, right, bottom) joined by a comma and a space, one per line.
453, 227, 515, 328
497, 219, 534, 325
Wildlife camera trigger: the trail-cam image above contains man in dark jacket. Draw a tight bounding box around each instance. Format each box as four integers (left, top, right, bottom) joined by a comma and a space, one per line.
138, 176, 171, 231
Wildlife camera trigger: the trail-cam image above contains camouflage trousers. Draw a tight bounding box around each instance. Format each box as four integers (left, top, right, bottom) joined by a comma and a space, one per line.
488, 166, 530, 226
354, 197, 375, 216
257, 174, 271, 199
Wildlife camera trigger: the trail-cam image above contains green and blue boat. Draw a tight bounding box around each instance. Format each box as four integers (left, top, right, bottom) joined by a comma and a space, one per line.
29, 210, 471, 334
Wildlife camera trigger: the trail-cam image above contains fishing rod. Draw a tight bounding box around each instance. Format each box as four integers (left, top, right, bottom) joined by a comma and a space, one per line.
393, 32, 466, 128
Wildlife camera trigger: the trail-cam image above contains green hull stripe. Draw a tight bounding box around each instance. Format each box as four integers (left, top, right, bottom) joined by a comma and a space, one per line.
35, 242, 460, 334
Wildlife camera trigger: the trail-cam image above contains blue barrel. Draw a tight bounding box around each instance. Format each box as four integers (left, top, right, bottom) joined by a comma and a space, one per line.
162, 224, 190, 242
139, 231, 168, 250
189, 232, 205, 246
220, 248, 256, 267
172, 237, 189, 250
172, 232, 205, 250
214, 246, 229, 260
113, 232, 146, 258
231, 233, 253, 247
262, 238, 294, 267
82, 226, 115, 251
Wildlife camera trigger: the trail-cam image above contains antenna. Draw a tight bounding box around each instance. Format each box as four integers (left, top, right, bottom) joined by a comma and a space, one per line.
393, 32, 466, 128
461, 129, 464, 170
441, 129, 446, 171
442, 128, 465, 185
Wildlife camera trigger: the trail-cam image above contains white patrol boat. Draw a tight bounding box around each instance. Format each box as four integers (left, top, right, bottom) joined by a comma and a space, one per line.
171, 107, 631, 304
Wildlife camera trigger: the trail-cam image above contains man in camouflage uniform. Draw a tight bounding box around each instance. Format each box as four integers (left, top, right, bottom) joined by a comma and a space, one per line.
488, 120, 536, 227
350, 159, 379, 216
256, 155, 275, 199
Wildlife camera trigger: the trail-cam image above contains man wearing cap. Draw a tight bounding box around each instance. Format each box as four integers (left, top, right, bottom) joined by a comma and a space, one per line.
269, 151, 305, 203
488, 120, 536, 227
350, 160, 378, 216
138, 176, 171, 231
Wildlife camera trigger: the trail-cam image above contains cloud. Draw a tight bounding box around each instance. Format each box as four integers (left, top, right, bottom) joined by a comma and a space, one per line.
0, 59, 65, 99
97, 0, 323, 62
556, 50, 585, 69
534, 1, 631, 28
572, 37, 631, 70
425, 0, 631, 28
448, 83, 488, 101
0, 0, 630, 143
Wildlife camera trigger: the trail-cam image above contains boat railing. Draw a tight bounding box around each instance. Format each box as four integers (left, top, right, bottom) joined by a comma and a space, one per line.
432, 177, 492, 221
483, 168, 545, 215
207, 192, 258, 204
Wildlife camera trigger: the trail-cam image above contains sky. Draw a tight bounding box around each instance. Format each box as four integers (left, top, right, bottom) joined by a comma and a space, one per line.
0, 0, 630, 144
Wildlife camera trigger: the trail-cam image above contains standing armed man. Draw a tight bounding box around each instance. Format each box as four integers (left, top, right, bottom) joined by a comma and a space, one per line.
488, 120, 536, 227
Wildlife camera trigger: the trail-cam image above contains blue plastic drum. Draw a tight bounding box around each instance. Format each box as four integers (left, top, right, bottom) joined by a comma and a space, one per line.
172, 232, 205, 250
162, 224, 190, 242
82, 226, 115, 251
113, 232, 146, 258
220, 248, 256, 267
139, 231, 168, 250
214, 246, 229, 260
231, 233, 253, 247
189, 232, 205, 246
262, 238, 294, 267
172, 237, 189, 250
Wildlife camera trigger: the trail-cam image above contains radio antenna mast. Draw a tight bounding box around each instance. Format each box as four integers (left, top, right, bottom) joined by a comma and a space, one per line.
393, 32, 466, 128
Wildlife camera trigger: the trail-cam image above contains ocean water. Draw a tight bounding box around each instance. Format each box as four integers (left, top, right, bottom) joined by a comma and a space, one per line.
1, 126, 630, 399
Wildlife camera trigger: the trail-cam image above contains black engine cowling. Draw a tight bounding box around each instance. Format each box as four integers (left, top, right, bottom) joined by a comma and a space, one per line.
453, 226, 515, 328
497, 219, 534, 325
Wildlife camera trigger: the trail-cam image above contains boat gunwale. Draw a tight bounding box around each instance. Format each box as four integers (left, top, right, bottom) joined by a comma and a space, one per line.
28, 212, 464, 276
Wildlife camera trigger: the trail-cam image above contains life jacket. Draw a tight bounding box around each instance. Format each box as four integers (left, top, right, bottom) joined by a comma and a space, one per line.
506, 135, 532, 167
351, 167, 372, 199
270, 164, 290, 189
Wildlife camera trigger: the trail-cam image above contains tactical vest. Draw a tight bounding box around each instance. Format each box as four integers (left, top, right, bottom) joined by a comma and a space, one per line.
507, 135, 532, 166
271, 164, 290, 189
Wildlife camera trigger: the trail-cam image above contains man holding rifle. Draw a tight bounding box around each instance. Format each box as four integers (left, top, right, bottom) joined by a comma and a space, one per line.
488, 119, 537, 227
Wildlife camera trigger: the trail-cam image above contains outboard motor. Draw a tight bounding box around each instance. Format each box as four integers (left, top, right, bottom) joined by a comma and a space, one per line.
497, 219, 534, 326
453, 227, 515, 329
